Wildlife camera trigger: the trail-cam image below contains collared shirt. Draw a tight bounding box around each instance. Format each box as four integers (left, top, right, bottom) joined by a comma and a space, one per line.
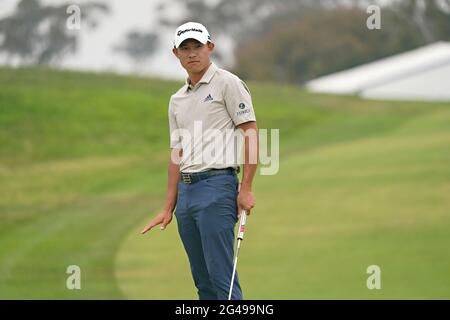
168, 62, 257, 173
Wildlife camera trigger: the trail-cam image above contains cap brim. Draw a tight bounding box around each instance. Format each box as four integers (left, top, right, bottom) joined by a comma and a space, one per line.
175, 33, 209, 48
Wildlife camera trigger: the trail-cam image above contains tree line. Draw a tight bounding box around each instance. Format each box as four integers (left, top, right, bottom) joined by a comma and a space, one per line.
0, 0, 448, 83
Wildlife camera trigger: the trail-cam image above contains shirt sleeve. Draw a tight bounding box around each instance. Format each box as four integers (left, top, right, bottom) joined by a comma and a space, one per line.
168, 98, 181, 149
223, 75, 256, 126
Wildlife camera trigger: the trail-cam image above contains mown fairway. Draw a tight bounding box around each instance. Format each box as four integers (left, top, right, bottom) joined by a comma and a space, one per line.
1, 67, 449, 299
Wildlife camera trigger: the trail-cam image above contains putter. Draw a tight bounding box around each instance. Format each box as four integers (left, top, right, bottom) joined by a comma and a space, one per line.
228, 209, 247, 300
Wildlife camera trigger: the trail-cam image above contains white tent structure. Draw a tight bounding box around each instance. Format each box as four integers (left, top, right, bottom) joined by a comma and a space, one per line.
306, 42, 450, 102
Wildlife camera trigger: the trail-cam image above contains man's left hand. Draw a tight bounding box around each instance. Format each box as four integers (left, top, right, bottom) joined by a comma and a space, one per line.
237, 187, 255, 218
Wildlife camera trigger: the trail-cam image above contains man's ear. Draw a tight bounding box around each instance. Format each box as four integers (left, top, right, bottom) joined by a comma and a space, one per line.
207, 42, 215, 52
172, 47, 179, 58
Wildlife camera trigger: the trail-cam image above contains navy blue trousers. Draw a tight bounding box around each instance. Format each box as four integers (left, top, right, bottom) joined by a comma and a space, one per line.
175, 173, 243, 300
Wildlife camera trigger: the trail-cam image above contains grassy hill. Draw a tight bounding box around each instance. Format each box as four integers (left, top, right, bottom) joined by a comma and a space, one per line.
0, 67, 449, 299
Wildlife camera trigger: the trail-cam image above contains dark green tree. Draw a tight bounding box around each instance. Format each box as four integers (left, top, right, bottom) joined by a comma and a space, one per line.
0, 0, 109, 65
114, 31, 158, 67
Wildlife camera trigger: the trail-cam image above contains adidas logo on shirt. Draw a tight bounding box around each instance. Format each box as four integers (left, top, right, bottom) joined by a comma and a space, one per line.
204, 94, 213, 102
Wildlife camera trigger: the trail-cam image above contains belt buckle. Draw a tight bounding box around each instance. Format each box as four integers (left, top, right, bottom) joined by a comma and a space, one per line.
182, 173, 192, 184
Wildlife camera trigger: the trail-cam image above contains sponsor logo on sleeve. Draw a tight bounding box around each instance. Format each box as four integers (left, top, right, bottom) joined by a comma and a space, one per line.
237, 102, 250, 116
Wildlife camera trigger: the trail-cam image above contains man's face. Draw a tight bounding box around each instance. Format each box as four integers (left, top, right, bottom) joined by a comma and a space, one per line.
173, 39, 214, 73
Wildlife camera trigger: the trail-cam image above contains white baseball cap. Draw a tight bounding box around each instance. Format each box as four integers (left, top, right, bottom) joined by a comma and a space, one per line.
173, 22, 212, 48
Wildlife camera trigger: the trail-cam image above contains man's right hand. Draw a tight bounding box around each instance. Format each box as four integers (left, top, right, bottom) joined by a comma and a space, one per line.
141, 211, 173, 234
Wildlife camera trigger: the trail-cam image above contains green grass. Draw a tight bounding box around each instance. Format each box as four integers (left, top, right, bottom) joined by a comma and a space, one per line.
0, 67, 449, 299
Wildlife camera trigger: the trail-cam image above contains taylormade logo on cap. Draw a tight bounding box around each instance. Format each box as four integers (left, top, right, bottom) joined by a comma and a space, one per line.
174, 22, 212, 48
177, 28, 203, 36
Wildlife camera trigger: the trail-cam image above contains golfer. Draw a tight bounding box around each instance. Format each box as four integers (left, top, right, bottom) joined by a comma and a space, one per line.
141, 22, 258, 300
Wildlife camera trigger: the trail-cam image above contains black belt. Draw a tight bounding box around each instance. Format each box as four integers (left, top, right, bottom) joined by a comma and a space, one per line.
180, 167, 238, 184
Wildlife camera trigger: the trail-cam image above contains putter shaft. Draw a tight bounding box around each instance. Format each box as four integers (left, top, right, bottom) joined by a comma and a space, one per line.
228, 210, 247, 300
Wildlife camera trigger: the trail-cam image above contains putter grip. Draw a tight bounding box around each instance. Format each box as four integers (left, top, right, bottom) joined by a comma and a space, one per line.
237, 210, 247, 240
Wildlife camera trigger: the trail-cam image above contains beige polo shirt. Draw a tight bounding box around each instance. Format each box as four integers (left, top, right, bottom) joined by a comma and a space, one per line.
168, 62, 256, 173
